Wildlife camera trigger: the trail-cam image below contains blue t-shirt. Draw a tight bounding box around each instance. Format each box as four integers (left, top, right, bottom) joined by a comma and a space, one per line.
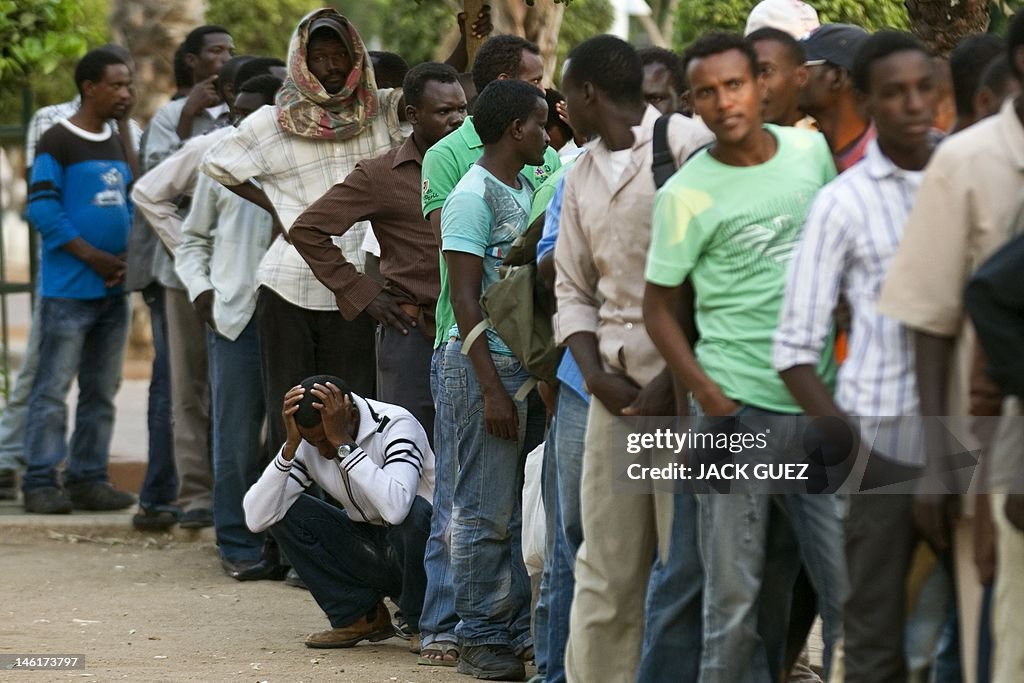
28, 119, 132, 299
440, 164, 533, 355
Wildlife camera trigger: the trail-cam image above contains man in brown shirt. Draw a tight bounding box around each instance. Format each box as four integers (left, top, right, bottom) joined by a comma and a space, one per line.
290, 62, 468, 439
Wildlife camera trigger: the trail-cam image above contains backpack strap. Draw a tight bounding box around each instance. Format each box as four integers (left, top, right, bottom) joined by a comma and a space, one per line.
461, 318, 492, 355
651, 114, 676, 190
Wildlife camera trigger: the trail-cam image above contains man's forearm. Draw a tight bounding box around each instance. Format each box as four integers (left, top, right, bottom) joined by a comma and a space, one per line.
644, 282, 719, 402
780, 365, 845, 418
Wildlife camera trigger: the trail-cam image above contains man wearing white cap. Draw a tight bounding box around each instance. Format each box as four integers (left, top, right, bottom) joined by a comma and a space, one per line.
745, 0, 820, 39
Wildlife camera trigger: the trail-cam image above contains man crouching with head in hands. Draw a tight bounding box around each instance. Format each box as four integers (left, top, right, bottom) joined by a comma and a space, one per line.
243, 375, 435, 651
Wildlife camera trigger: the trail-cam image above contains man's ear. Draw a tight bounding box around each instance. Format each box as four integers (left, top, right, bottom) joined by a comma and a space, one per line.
405, 104, 419, 126
185, 52, 198, 71
795, 64, 809, 90
81, 80, 97, 100
510, 117, 525, 141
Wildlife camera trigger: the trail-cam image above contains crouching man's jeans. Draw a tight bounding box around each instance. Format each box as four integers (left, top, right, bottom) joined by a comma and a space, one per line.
443, 340, 545, 651
269, 493, 432, 631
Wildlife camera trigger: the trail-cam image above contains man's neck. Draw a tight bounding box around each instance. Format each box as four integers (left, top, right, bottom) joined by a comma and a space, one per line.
597, 102, 646, 151
710, 126, 777, 167
812, 99, 869, 154
775, 107, 804, 128
412, 131, 432, 158
478, 147, 525, 188
68, 107, 108, 134
878, 136, 933, 172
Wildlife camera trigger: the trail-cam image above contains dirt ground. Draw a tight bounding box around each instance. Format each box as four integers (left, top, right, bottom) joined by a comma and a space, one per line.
1, 526, 513, 682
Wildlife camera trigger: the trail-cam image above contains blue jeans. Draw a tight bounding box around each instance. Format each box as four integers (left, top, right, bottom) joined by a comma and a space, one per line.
0, 295, 42, 471
638, 490, 703, 683
22, 296, 130, 492
209, 320, 266, 563
694, 406, 847, 682
420, 343, 459, 647
542, 387, 588, 683
444, 340, 544, 650
270, 493, 432, 630
138, 286, 176, 507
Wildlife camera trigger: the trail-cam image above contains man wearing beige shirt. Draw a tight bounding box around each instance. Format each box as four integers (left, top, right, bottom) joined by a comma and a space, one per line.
877, 13, 1024, 681
553, 35, 712, 683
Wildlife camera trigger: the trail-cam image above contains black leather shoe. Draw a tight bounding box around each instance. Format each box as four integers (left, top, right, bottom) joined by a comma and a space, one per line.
222, 558, 289, 582
178, 508, 214, 529
24, 486, 73, 514
66, 482, 135, 511
0, 469, 18, 500
457, 644, 526, 681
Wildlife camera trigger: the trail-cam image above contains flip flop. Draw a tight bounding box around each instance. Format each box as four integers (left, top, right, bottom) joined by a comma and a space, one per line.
417, 640, 459, 667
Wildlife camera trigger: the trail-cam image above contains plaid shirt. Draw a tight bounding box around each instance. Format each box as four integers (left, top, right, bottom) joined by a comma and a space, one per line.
200, 90, 404, 311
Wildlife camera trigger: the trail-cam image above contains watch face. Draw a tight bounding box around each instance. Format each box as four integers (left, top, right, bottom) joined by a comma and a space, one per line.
336, 444, 352, 459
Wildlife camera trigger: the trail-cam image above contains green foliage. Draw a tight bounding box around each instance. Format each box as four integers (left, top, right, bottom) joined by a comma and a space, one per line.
0, 0, 107, 125
0, 0, 106, 82
555, 0, 614, 83
674, 0, 909, 49
206, 0, 311, 60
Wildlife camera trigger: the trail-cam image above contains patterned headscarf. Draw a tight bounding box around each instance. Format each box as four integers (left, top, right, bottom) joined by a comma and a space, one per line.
275, 8, 379, 140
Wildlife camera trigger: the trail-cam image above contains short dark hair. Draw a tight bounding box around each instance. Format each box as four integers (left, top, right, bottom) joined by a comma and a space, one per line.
565, 35, 644, 105
370, 50, 411, 89
638, 46, 686, 96
682, 32, 759, 83
238, 74, 283, 104
471, 35, 540, 93
545, 88, 572, 140
403, 62, 460, 108
233, 56, 286, 93
979, 55, 1016, 99
173, 43, 193, 89
473, 79, 545, 145
851, 31, 930, 94
183, 25, 231, 57
219, 55, 252, 93
950, 33, 1003, 115
1010, 9, 1024, 79
295, 375, 351, 429
75, 48, 128, 96
746, 27, 806, 67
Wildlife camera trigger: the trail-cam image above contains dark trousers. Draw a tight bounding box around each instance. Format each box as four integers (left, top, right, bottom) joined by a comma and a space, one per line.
375, 324, 435, 447
844, 495, 919, 683
138, 285, 177, 506
256, 287, 376, 460
269, 493, 432, 631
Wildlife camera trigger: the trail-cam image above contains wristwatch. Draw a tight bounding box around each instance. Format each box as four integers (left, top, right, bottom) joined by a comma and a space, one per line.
336, 443, 355, 460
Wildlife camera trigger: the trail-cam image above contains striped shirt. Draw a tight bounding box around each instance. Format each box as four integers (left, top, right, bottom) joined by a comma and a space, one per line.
774, 140, 925, 465
201, 92, 404, 311
243, 393, 435, 529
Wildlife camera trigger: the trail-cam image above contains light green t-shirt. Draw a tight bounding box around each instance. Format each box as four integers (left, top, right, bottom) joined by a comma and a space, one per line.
645, 125, 837, 413
441, 165, 534, 355
422, 116, 561, 348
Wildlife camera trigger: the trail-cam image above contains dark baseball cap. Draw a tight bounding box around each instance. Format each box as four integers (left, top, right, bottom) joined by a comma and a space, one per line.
801, 24, 870, 70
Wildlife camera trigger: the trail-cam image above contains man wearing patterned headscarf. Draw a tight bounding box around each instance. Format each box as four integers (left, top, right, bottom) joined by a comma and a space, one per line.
202, 9, 405, 459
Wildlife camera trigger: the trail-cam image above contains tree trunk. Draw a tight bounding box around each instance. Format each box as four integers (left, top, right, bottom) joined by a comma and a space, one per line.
523, 1, 566, 83
109, 0, 206, 125
905, 0, 990, 57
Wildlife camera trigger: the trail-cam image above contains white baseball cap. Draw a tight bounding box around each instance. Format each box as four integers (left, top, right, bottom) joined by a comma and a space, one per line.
744, 0, 821, 39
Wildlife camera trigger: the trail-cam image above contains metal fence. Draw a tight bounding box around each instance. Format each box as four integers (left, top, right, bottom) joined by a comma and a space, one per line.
0, 87, 37, 402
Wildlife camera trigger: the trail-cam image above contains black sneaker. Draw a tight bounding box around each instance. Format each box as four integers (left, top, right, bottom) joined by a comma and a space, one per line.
178, 508, 214, 529
457, 644, 526, 681
24, 486, 73, 514
284, 567, 308, 590
67, 482, 136, 511
132, 503, 180, 531
0, 469, 17, 500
